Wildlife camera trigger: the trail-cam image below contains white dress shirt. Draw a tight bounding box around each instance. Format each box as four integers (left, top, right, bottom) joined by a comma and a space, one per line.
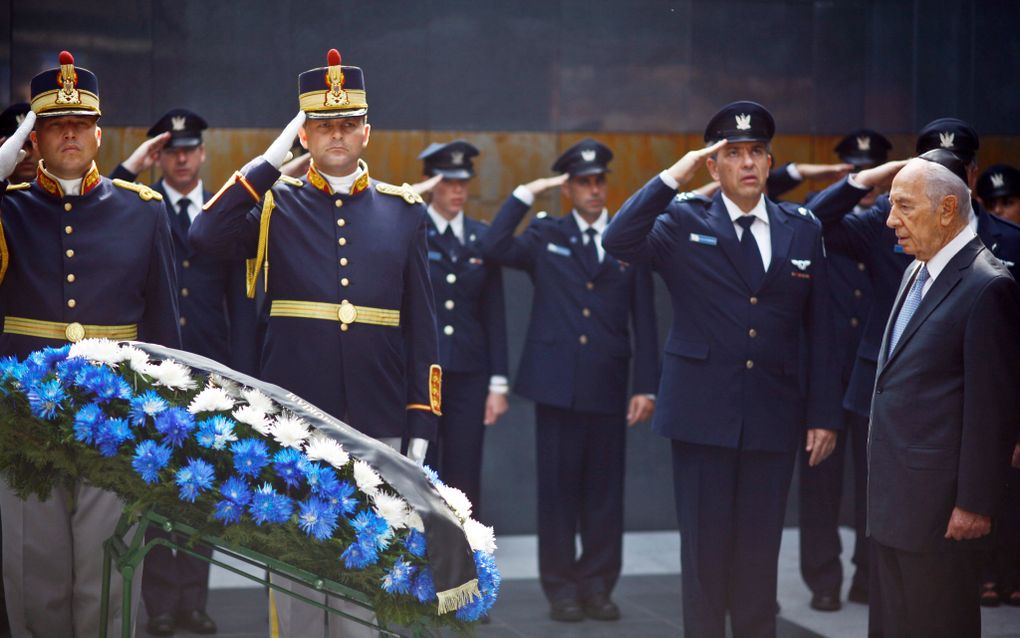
919, 225, 978, 298
162, 180, 205, 222
721, 193, 772, 270
320, 164, 366, 195
572, 209, 609, 262
427, 206, 465, 243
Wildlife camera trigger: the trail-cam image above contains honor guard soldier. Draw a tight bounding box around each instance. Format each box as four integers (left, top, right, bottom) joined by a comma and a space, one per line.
480, 139, 659, 623
0, 103, 39, 184
189, 48, 440, 638
415, 140, 509, 516
603, 101, 842, 638
0, 51, 181, 637
977, 164, 1020, 225
110, 108, 258, 636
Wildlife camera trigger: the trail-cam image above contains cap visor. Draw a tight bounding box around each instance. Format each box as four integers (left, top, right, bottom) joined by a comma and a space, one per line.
166, 136, 202, 148
434, 168, 474, 180
569, 166, 611, 177
36, 109, 101, 118
305, 108, 368, 119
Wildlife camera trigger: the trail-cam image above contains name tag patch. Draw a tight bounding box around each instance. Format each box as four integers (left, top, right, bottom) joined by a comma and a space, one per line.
428, 251, 443, 261
689, 233, 718, 246
546, 243, 571, 257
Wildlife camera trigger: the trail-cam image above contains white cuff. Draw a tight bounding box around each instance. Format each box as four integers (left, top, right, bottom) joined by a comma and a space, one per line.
847, 173, 871, 191
488, 375, 509, 394
786, 163, 803, 181
658, 171, 680, 190
513, 185, 535, 206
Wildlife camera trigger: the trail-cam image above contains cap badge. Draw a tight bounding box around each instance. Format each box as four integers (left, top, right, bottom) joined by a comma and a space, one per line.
450, 151, 464, 165
939, 131, 955, 149
856, 136, 871, 151
580, 149, 597, 162
991, 173, 1005, 188
54, 51, 82, 106
14, 113, 25, 126
735, 113, 752, 131
171, 115, 187, 131
323, 49, 350, 107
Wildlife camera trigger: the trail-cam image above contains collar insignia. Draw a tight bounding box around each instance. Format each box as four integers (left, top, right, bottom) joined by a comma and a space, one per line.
991, 173, 1005, 188
735, 113, 752, 130
171, 115, 187, 131
580, 149, 597, 162
856, 136, 871, 151
791, 259, 811, 271
939, 131, 955, 148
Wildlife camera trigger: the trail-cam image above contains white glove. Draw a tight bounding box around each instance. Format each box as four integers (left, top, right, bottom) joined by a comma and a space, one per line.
0, 111, 35, 181
262, 111, 307, 169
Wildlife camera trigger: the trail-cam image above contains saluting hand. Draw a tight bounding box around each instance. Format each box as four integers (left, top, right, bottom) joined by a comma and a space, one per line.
793, 162, 854, 181
627, 395, 655, 427
280, 152, 312, 178
805, 428, 837, 466
854, 159, 910, 191
121, 131, 172, 175
522, 173, 569, 196
0, 110, 35, 181
665, 139, 728, 187
263, 111, 307, 169
483, 392, 509, 426
410, 174, 443, 196
945, 506, 992, 541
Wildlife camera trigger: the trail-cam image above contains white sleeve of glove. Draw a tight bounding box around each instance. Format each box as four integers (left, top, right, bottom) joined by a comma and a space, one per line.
0, 111, 35, 181
262, 111, 307, 169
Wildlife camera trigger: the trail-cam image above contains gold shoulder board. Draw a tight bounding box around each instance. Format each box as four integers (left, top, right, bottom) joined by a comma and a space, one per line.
276, 175, 304, 188
376, 182, 424, 205
5, 182, 30, 191
112, 178, 164, 202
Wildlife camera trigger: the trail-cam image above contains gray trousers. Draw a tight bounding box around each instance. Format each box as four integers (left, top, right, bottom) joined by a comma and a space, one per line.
270, 575, 378, 638
0, 479, 141, 638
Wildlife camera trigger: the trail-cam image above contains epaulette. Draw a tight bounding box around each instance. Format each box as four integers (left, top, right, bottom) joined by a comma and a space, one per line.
112, 178, 163, 202
674, 191, 711, 206
535, 211, 549, 219
781, 203, 818, 223
5, 182, 30, 191
276, 175, 304, 188
376, 182, 423, 205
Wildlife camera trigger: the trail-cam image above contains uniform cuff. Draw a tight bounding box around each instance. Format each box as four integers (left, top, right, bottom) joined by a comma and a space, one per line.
513, 185, 535, 206
658, 171, 680, 190
488, 375, 509, 394
786, 163, 803, 181
847, 173, 871, 191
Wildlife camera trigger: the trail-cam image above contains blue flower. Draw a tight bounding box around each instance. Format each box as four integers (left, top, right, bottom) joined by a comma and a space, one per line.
176, 458, 216, 503
153, 407, 196, 448
25, 346, 68, 378
54, 356, 88, 385
27, 379, 66, 420
196, 415, 238, 450
455, 550, 501, 622
404, 528, 427, 558
297, 496, 339, 541
73, 402, 105, 445
313, 471, 358, 516
231, 438, 270, 478
76, 366, 132, 403
351, 510, 392, 551
213, 499, 245, 524
220, 476, 252, 506
272, 448, 305, 489
132, 440, 173, 484
341, 539, 378, 570
381, 557, 416, 595
128, 390, 168, 426
412, 566, 437, 603
96, 417, 134, 457
421, 464, 441, 486
248, 483, 293, 526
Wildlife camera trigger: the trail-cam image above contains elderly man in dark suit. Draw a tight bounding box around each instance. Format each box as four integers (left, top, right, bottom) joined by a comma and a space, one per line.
868, 150, 1020, 637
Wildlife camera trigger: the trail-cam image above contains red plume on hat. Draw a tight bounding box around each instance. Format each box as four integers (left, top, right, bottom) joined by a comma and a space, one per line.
325, 48, 345, 90
57, 50, 78, 87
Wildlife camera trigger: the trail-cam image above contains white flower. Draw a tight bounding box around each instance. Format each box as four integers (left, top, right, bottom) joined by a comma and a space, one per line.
372, 492, 410, 530
437, 484, 473, 521
187, 386, 235, 414
352, 460, 383, 497
463, 518, 497, 554
241, 387, 278, 415
68, 338, 124, 366
304, 432, 350, 469
233, 405, 272, 435
208, 374, 242, 398
406, 511, 425, 532
119, 345, 151, 373
271, 413, 311, 450
145, 360, 197, 391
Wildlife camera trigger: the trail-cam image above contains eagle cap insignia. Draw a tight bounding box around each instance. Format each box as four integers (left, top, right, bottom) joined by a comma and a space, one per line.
54, 50, 82, 106
856, 136, 871, 151
991, 173, 1005, 188
791, 259, 811, 271
939, 131, 955, 148
170, 115, 187, 131
735, 113, 752, 130
323, 48, 349, 107
580, 149, 597, 162
450, 151, 464, 165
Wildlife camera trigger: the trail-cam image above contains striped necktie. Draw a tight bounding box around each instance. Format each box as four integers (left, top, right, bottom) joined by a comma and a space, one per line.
888, 265, 930, 354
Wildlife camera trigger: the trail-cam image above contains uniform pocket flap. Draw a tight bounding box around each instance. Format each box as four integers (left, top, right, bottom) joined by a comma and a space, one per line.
664, 337, 710, 360
905, 446, 957, 470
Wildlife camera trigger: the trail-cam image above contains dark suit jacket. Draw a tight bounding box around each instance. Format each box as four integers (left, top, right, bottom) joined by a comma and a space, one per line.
868, 236, 1020, 552
480, 195, 658, 416
603, 179, 842, 452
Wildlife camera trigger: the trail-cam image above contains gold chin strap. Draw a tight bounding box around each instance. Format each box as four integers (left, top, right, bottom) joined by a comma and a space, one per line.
245, 191, 275, 298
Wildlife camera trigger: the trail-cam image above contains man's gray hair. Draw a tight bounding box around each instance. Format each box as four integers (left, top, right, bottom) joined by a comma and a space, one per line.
917, 159, 973, 221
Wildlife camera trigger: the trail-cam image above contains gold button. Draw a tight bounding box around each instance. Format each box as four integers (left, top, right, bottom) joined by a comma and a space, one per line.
338, 237, 347, 246
750, 296, 758, 305
65, 322, 85, 342
337, 218, 346, 226
338, 300, 357, 324
182, 260, 190, 268
748, 328, 757, 338
850, 317, 860, 328
445, 300, 455, 310
857, 262, 866, 271
64, 225, 73, 235
67, 299, 77, 309
586, 281, 595, 290
334, 199, 343, 208
65, 249, 74, 258
579, 334, 589, 345
746, 360, 754, 369
853, 289, 863, 299
339, 257, 349, 266
443, 325, 454, 336
179, 316, 187, 327
340, 278, 349, 287
582, 308, 591, 317
181, 288, 189, 297
446, 273, 457, 284
63, 202, 72, 212
340, 323, 349, 332
66, 273, 76, 283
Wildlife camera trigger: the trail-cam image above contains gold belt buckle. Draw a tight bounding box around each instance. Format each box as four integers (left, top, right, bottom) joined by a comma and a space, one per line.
65, 322, 86, 342
337, 300, 358, 326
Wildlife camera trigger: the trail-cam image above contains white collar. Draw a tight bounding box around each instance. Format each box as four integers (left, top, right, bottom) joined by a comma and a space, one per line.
572, 209, 608, 234
427, 205, 465, 242
721, 192, 769, 226
162, 180, 204, 211
320, 164, 365, 195
923, 224, 978, 284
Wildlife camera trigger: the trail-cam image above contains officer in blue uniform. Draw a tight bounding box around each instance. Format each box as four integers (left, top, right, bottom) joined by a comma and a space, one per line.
416, 140, 509, 517
0, 103, 39, 184
480, 139, 659, 623
189, 48, 440, 638
111, 108, 257, 636
977, 163, 1020, 225
0, 50, 180, 637
603, 101, 842, 638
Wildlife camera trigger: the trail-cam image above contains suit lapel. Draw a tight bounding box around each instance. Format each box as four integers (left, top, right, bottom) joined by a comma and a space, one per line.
760, 202, 793, 291
705, 196, 752, 288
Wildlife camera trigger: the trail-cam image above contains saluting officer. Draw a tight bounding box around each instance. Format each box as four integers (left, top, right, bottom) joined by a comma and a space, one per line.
111, 108, 258, 636
189, 48, 440, 638
0, 51, 180, 637
977, 164, 1020, 225
603, 102, 841, 638
416, 140, 509, 517
480, 139, 658, 623
0, 103, 39, 184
